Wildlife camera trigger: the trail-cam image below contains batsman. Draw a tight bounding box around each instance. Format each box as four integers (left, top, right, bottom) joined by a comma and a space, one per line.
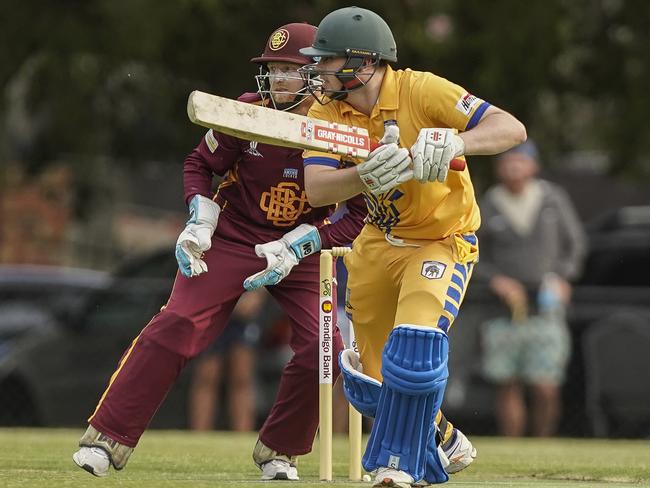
298, 7, 526, 487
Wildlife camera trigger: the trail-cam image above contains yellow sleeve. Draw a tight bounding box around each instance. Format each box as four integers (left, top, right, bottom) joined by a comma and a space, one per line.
416, 72, 491, 131
302, 102, 342, 167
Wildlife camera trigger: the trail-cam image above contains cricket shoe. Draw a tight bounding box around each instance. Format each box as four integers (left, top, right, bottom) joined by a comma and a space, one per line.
73, 446, 110, 477
372, 467, 414, 488
260, 459, 299, 481
252, 439, 299, 480
442, 428, 477, 474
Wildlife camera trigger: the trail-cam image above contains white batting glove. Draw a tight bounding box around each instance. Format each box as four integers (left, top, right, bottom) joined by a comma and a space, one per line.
357, 125, 413, 195
411, 128, 465, 183
175, 195, 220, 278
243, 224, 321, 290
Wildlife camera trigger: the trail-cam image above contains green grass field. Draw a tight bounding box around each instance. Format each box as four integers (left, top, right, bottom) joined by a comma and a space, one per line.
0, 429, 648, 487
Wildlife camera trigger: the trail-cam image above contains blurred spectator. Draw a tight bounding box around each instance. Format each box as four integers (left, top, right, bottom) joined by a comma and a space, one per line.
476, 140, 587, 437
188, 289, 266, 431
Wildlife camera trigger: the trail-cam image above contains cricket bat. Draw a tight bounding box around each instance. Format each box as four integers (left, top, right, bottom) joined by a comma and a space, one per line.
187, 90, 466, 170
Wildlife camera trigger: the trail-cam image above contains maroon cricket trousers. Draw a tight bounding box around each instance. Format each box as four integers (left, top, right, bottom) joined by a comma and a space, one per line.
88, 214, 343, 455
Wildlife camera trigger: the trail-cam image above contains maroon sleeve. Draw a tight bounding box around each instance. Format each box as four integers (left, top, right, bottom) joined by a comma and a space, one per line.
318, 193, 367, 248
183, 130, 242, 205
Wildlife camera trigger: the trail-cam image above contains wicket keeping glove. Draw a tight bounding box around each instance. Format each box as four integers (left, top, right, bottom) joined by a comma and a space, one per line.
357, 125, 413, 195
175, 195, 220, 278
243, 224, 321, 291
411, 128, 465, 183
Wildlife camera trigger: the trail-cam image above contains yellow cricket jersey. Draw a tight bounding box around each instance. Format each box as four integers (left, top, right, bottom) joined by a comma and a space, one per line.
303, 65, 489, 240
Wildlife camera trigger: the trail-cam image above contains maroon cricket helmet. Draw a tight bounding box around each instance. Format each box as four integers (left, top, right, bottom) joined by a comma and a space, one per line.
251, 23, 317, 65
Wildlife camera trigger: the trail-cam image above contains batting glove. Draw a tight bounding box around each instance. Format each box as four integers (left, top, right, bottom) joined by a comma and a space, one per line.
411, 128, 465, 183
175, 195, 220, 278
243, 223, 321, 291
357, 125, 413, 195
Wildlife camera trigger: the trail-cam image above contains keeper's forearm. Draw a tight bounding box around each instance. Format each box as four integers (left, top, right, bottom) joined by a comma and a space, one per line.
305, 165, 365, 207
460, 108, 527, 156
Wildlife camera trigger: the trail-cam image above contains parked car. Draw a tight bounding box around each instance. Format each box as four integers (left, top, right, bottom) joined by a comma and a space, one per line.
0, 265, 110, 424
0, 254, 177, 426
0, 250, 288, 428
0, 264, 109, 318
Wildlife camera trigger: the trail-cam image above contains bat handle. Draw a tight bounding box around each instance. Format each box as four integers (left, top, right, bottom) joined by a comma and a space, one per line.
368, 141, 466, 171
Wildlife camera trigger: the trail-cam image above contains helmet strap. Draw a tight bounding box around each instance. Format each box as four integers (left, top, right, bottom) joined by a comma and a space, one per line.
334, 56, 365, 87
331, 55, 378, 100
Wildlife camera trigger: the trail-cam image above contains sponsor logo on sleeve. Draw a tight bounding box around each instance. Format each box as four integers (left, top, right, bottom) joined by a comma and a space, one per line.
204, 130, 219, 153
455, 92, 482, 116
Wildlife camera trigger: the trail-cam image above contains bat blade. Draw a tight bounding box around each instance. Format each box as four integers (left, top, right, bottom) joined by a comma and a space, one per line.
187, 90, 466, 171
188, 90, 373, 158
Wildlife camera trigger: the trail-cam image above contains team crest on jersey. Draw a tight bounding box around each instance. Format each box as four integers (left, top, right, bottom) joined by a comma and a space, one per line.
455, 92, 481, 116
204, 130, 219, 153
259, 181, 311, 227
283, 168, 298, 179
245, 141, 263, 157
421, 261, 447, 280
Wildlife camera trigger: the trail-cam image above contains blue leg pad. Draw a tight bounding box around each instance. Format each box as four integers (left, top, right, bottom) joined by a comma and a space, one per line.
339, 349, 382, 418
362, 325, 449, 481
339, 346, 449, 482
424, 421, 450, 483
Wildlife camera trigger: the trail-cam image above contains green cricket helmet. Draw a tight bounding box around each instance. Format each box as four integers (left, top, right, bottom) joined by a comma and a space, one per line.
300, 6, 397, 63
299, 7, 397, 102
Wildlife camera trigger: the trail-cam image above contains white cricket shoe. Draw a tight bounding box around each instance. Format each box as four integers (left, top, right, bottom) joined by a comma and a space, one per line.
260, 459, 299, 481
372, 467, 414, 488
442, 428, 477, 474
252, 438, 299, 481
72, 446, 110, 477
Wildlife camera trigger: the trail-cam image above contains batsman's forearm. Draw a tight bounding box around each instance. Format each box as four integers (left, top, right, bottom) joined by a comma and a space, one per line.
461, 110, 527, 156
305, 165, 365, 207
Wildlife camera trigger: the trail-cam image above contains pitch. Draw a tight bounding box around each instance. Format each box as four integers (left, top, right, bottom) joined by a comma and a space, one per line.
0, 429, 648, 487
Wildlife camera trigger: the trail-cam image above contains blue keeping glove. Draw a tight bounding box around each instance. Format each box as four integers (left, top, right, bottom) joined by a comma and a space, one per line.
175, 195, 220, 277
243, 223, 321, 290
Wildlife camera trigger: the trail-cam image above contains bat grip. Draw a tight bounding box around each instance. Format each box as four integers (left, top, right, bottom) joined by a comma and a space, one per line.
368, 141, 466, 171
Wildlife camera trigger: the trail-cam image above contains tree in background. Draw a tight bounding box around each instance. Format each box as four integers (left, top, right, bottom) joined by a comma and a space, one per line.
1, 0, 648, 191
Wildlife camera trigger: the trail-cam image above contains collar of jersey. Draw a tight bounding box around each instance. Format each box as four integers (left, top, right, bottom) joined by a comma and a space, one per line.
339, 65, 399, 116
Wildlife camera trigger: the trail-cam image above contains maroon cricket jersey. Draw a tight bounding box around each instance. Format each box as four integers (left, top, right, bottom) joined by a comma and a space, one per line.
183, 92, 365, 247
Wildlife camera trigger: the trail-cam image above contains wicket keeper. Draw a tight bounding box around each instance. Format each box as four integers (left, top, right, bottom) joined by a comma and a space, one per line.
73, 23, 362, 481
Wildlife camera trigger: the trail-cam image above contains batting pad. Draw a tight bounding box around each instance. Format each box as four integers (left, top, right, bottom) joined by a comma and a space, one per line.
339, 349, 382, 417
424, 423, 450, 483
362, 325, 449, 481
